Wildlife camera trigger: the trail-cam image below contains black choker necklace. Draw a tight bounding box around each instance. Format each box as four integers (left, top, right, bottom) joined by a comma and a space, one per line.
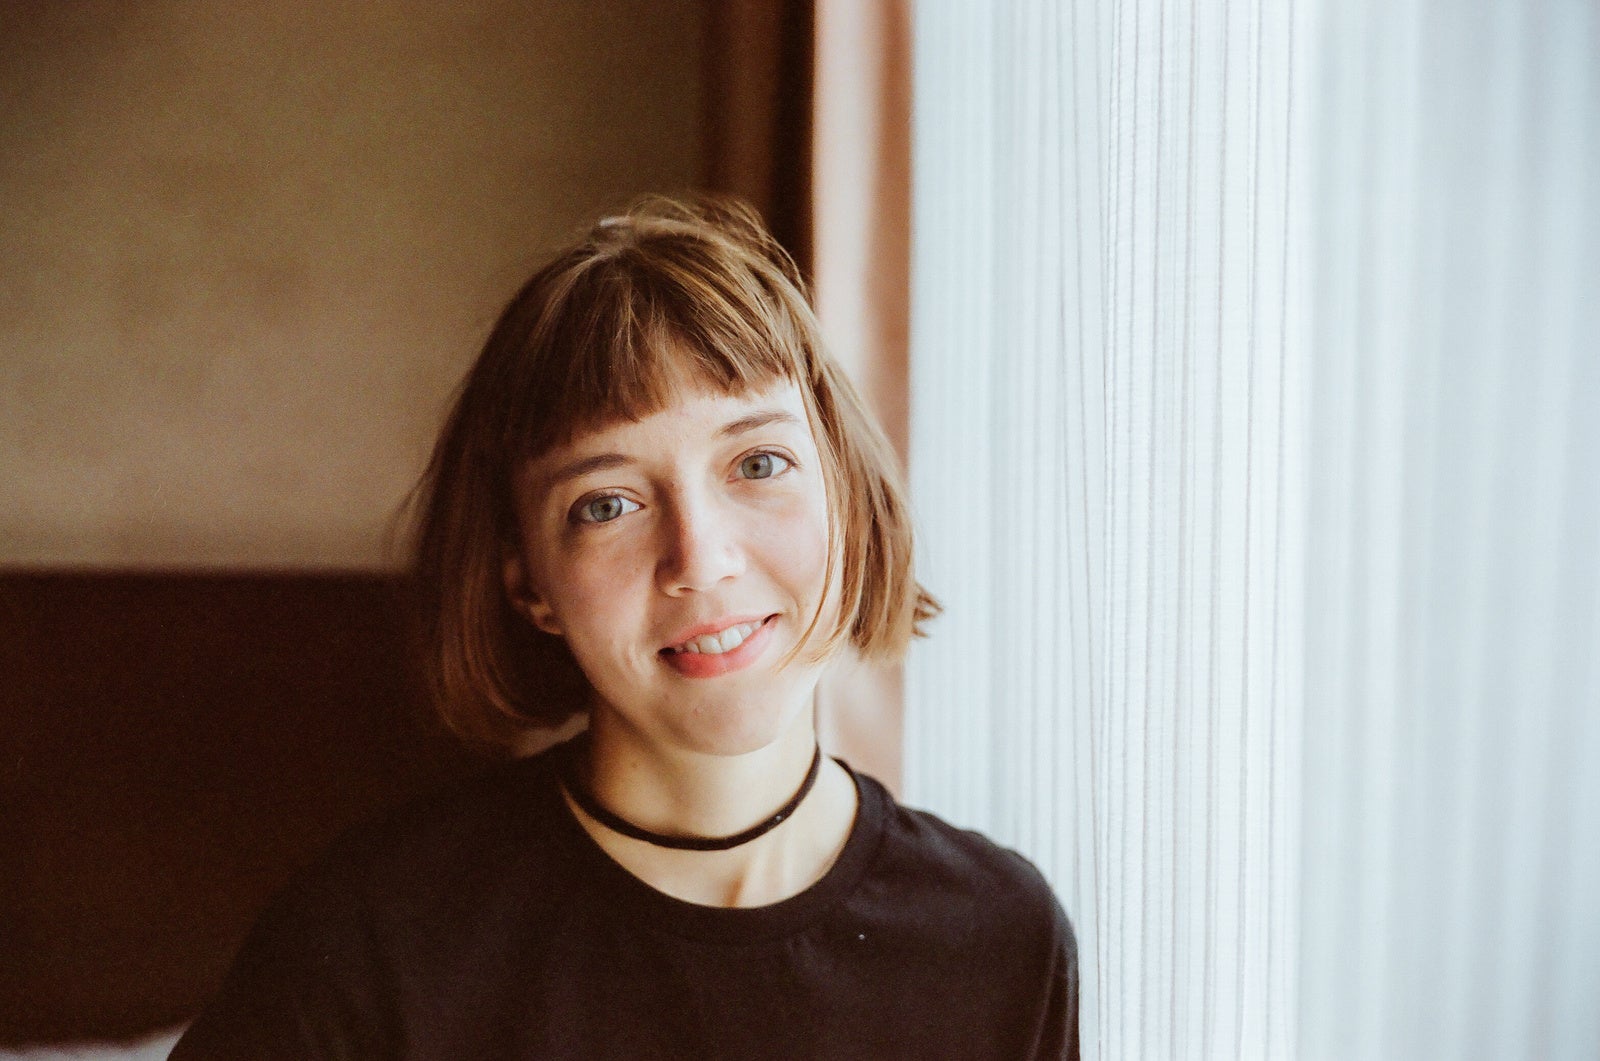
560, 741, 824, 852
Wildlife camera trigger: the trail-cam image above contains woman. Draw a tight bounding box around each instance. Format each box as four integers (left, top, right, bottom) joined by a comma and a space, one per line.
172, 196, 1078, 1059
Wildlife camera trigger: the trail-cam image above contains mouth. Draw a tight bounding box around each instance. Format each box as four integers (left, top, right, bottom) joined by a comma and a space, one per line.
663, 616, 774, 656
659, 614, 779, 678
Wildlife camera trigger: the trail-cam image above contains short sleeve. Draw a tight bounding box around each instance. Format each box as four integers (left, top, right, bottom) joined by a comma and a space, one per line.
1027, 899, 1081, 1061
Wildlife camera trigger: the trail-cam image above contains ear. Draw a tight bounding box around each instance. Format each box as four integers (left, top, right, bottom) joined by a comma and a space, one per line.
502, 541, 564, 637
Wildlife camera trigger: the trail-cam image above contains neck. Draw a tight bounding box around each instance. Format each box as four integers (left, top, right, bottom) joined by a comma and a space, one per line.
565, 708, 858, 907
565, 739, 820, 851
580, 708, 819, 839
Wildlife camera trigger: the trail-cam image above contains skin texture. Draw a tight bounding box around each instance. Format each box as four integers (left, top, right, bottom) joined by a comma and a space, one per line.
502, 379, 858, 907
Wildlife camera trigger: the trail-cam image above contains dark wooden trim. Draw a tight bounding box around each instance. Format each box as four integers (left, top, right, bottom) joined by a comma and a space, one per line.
699, 0, 815, 282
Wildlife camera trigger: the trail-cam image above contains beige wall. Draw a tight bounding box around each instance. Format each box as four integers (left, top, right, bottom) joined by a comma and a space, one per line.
0, 1, 702, 569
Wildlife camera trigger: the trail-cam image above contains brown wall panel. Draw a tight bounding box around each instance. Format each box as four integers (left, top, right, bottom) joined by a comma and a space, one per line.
0, 572, 479, 1042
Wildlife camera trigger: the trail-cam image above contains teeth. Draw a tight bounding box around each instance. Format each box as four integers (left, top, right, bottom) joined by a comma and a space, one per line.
673, 620, 762, 655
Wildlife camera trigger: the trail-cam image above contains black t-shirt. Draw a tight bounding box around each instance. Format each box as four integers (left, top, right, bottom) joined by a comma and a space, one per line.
172, 742, 1079, 1059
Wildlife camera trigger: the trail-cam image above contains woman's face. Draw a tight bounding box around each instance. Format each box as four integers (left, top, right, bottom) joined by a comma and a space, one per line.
504, 377, 837, 758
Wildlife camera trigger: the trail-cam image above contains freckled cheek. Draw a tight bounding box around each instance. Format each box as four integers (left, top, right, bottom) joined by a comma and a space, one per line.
537, 545, 650, 643
756, 498, 832, 607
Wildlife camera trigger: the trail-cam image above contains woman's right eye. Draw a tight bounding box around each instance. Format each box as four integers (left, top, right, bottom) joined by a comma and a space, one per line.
573, 494, 640, 525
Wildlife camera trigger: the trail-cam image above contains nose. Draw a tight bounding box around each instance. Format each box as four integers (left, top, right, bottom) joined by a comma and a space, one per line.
656, 487, 746, 595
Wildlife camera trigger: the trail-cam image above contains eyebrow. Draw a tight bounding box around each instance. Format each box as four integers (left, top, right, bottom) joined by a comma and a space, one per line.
540, 408, 803, 489
717, 408, 803, 438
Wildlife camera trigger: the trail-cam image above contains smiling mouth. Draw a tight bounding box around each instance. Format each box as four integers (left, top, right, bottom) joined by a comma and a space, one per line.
663, 616, 776, 656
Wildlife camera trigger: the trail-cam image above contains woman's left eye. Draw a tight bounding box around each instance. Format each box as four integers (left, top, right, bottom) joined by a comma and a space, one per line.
737, 452, 792, 480
574, 494, 641, 524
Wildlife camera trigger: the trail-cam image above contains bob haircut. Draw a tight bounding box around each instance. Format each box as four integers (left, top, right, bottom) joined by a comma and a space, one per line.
410, 194, 938, 749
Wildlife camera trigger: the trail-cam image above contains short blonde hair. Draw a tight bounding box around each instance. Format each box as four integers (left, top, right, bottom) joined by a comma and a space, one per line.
410, 195, 937, 750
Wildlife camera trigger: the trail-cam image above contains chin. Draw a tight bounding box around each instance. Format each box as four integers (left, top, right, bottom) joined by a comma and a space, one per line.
666, 689, 814, 759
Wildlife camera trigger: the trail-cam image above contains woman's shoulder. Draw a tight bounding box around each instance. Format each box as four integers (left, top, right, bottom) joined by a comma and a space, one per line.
171, 746, 581, 1058
275, 743, 575, 922
844, 768, 1079, 1053
854, 770, 1073, 938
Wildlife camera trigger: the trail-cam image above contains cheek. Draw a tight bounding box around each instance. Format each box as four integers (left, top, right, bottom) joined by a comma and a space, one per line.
534, 561, 644, 689
762, 490, 833, 603
541, 546, 636, 624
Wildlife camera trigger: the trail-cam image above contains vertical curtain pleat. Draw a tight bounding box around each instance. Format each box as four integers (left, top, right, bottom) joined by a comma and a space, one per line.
1300, 3, 1600, 1058
908, 0, 1599, 1057
907, 2, 1308, 1056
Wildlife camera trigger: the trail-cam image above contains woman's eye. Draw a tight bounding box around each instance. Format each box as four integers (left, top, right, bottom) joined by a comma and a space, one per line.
738, 452, 791, 480
574, 494, 640, 524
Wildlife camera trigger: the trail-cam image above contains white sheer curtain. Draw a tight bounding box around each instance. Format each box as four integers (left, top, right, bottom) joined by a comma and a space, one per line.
1300, 3, 1600, 1058
907, 2, 1309, 1055
905, 1, 1599, 1058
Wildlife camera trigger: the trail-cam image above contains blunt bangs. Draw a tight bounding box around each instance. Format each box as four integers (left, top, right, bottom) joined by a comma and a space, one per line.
493, 219, 813, 466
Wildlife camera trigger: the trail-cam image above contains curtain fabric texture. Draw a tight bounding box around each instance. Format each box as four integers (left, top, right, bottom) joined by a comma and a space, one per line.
907, 2, 1309, 1055
1300, 3, 1600, 1058
905, 1, 1598, 1058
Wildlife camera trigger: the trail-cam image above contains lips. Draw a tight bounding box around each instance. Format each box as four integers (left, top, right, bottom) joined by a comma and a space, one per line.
666, 619, 766, 655
661, 614, 776, 654
659, 614, 778, 679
